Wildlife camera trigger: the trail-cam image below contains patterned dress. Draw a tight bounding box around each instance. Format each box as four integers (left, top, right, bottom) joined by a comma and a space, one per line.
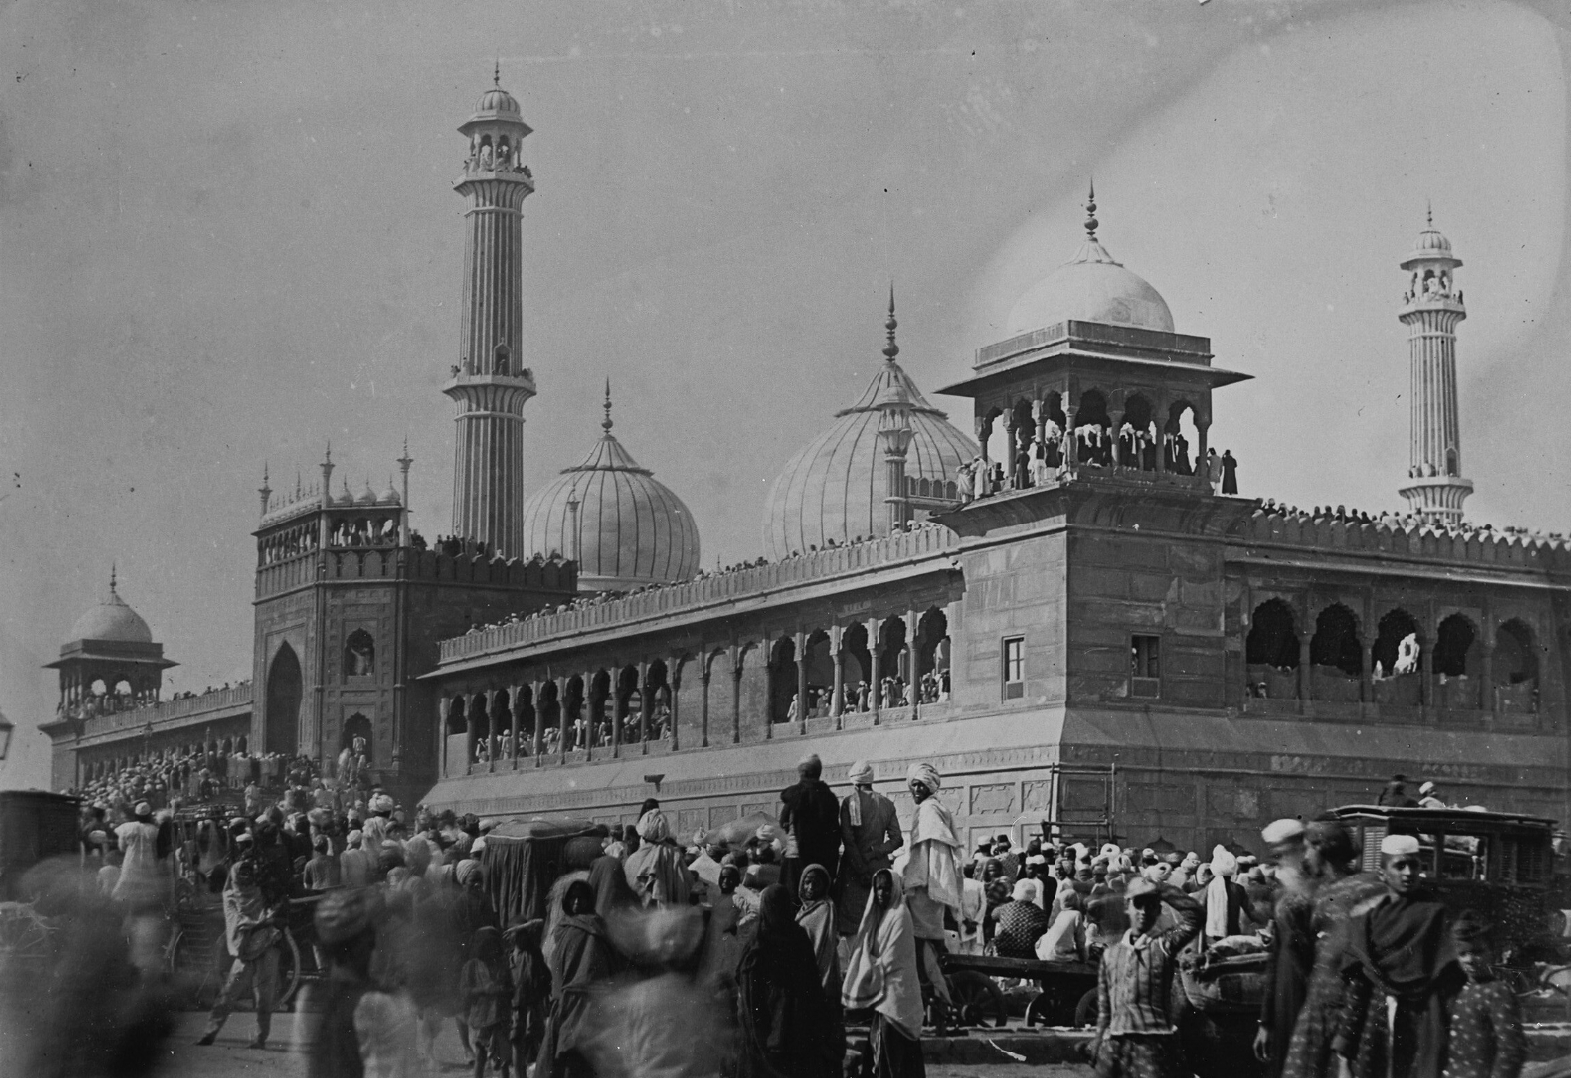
1280, 874, 1386, 1078
1442, 978, 1525, 1078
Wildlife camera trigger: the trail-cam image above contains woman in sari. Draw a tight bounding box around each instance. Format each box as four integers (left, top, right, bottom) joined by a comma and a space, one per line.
538, 880, 621, 1078
736, 884, 834, 1078
842, 869, 925, 1078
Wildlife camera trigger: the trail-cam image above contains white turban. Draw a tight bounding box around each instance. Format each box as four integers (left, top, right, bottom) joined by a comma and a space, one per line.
1380, 833, 1421, 857
454, 858, 483, 887
1261, 819, 1305, 846
1205, 844, 1237, 938
637, 809, 670, 843
848, 760, 876, 785
905, 762, 941, 792
1210, 845, 1238, 877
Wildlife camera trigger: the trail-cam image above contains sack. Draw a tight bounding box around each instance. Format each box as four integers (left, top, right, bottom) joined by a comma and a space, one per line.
1178, 949, 1267, 1014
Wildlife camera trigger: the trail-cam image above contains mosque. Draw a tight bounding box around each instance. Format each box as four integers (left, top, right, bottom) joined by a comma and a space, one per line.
43, 74, 1570, 853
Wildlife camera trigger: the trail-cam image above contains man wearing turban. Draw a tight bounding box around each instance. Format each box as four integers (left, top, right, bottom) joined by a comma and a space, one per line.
898, 761, 963, 1023
623, 808, 692, 908
836, 760, 903, 937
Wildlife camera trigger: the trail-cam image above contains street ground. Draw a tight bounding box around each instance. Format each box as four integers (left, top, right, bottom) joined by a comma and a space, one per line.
132, 1011, 1092, 1078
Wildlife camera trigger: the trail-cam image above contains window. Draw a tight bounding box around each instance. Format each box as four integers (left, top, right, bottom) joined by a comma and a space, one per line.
1002, 637, 1025, 699
1131, 635, 1161, 698
344, 629, 375, 678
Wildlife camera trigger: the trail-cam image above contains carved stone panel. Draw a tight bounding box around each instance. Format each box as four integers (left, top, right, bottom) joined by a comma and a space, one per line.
969, 782, 1016, 816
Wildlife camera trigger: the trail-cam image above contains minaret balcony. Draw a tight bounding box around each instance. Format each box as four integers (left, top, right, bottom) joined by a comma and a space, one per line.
442, 369, 538, 395
1399, 292, 1465, 316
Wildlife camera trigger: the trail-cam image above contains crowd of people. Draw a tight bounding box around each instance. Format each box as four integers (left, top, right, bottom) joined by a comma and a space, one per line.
14, 756, 1537, 1078
69, 746, 335, 818
953, 424, 1242, 502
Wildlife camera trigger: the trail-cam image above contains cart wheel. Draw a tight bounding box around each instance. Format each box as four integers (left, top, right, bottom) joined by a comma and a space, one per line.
948, 970, 1008, 1029
1023, 992, 1048, 1027
1074, 988, 1099, 1028
0, 904, 54, 972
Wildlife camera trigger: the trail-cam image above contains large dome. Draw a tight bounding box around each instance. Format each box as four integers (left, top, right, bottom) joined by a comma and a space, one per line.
521, 392, 701, 591
67, 574, 154, 644
762, 301, 977, 561
1005, 187, 1174, 336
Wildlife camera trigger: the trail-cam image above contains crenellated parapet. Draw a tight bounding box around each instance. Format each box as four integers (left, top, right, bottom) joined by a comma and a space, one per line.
1229, 504, 1571, 576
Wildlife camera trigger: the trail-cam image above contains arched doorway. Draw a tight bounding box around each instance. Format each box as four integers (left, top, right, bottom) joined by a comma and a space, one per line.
265, 643, 303, 755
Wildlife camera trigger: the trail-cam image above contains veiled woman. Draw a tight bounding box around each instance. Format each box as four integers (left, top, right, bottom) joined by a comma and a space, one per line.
538, 880, 622, 1078
622, 810, 691, 909
736, 884, 834, 1078
842, 869, 926, 1078
796, 864, 847, 1077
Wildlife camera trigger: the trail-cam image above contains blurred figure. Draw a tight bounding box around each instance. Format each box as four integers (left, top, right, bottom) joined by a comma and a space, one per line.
623, 810, 690, 909
587, 854, 638, 923
842, 869, 925, 1078
112, 800, 167, 974
1255, 819, 1315, 1078
737, 885, 836, 1078
460, 926, 513, 1078
539, 879, 622, 1078
311, 886, 419, 1078
505, 919, 552, 1078
197, 838, 283, 1049
778, 754, 843, 897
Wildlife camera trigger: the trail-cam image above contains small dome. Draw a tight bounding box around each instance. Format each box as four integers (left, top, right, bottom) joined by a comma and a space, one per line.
355, 480, 378, 506
762, 299, 977, 561
1006, 237, 1174, 336
521, 393, 701, 590
475, 85, 522, 117
1414, 225, 1452, 253
382, 479, 401, 505
1006, 187, 1174, 336
68, 576, 154, 644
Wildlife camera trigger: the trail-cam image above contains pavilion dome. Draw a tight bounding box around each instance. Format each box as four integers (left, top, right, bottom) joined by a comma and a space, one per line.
762, 297, 978, 561
1004, 186, 1174, 336
520, 390, 701, 591
67, 573, 154, 644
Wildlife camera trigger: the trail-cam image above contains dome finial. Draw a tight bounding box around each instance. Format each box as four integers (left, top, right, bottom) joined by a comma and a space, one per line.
110, 562, 117, 594
883, 283, 899, 362
1084, 178, 1099, 241
494, 59, 501, 87
603, 378, 614, 432
1426, 198, 1433, 228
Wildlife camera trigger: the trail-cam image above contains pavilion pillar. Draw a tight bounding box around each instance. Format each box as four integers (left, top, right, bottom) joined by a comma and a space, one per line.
906, 608, 921, 713
795, 631, 809, 733
830, 626, 846, 728
731, 650, 743, 744
1109, 408, 1125, 468
530, 680, 544, 765
557, 676, 570, 765
700, 661, 711, 748
1297, 638, 1312, 711
638, 660, 651, 753
669, 657, 682, 750
868, 618, 883, 725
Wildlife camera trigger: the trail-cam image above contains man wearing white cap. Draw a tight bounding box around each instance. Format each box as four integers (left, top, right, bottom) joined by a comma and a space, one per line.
1333, 833, 1463, 1078
899, 761, 964, 1022
1203, 845, 1248, 942
1417, 782, 1446, 809
836, 760, 902, 936
1254, 819, 1313, 1077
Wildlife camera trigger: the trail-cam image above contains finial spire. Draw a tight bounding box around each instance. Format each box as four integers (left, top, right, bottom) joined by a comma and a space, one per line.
882, 283, 899, 362
494, 60, 501, 87
1084, 179, 1099, 241
1426, 198, 1433, 227
602, 378, 614, 432
110, 563, 117, 594
324, 441, 332, 465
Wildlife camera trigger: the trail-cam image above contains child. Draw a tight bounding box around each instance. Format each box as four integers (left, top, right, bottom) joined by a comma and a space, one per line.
459, 926, 514, 1078
1444, 915, 1526, 1078
504, 918, 550, 1078
1091, 877, 1202, 1078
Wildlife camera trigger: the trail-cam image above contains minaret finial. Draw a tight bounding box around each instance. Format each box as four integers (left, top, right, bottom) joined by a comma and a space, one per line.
110, 562, 117, 594
882, 283, 899, 362
324, 441, 332, 465
603, 378, 614, 432
1426, 198, 1433, 227
1084, 179, 1099, 241
494, 60, 501, 87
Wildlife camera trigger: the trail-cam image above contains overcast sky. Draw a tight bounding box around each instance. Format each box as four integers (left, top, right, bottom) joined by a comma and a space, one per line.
4, 0, 1569, 790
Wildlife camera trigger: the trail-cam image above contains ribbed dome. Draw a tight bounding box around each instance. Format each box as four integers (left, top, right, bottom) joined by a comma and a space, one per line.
1414, 226, 1452, 253
68, 577, 154, 644
1006, 236, 1174, 336
521, 395, 701, 591
762, 319, 977, 561
475, 85, 522, 116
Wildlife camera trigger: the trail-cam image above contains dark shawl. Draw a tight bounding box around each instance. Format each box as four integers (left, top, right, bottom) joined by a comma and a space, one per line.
1336, 890, 1463, 1078
543, 884, 622, 1065
1259, 886, 1316, 1078
588, 855, 638, 921
737, 885, 832, 1078
779, 778, 843, 873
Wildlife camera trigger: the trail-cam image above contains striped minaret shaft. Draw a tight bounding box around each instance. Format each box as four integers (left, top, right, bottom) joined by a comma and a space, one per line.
443, 73, 537, 557
1397, 208, 1472, 524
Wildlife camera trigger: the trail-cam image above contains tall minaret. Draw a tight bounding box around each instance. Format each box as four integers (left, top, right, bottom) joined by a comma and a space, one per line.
443, 66, 538, 557
1397, 207, 1472, 524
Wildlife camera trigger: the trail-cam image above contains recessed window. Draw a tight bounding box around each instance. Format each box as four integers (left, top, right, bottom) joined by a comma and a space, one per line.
1131, 635, 1161, 698
1002, 636, 1025, 700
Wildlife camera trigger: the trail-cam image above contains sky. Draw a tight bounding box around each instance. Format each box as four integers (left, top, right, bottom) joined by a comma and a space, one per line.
3, 0, 1569, 791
